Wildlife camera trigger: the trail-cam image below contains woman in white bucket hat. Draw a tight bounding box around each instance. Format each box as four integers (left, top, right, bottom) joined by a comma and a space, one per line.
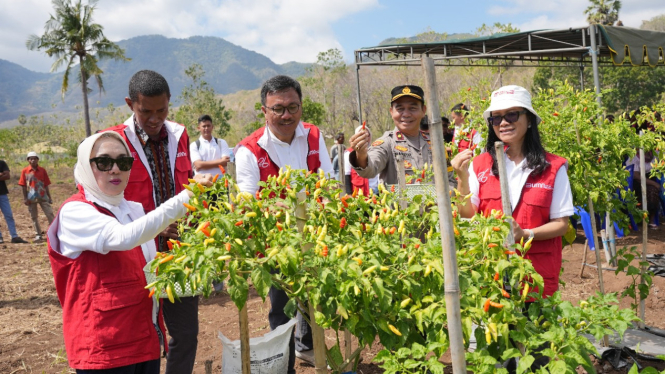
451, 85, 574, 300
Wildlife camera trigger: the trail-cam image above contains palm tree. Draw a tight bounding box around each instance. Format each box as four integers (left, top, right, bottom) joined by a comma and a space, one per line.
584, 0, 622, 26
26, 0, 129, 137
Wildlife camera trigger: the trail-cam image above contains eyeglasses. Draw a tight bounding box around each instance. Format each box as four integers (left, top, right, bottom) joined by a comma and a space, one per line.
90, 156, 134, 172
487, 110, 528, 126
266, 104, 301, 116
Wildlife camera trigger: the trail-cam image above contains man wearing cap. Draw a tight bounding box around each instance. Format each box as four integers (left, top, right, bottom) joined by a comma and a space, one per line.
348, 85, 435, 185
450, 103, 482, 153
19, 152, 54, 241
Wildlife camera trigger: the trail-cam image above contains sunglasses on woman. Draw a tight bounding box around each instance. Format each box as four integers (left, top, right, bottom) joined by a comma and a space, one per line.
90, 156, 134, 171
487, 110, 528, 126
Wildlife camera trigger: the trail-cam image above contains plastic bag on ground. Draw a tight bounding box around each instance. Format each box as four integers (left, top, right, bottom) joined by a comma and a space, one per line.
218, 318, 296, 374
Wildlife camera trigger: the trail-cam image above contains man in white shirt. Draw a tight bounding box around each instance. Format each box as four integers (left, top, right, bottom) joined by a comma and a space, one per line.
190, 114, 231, 176
235, 75, 332, 372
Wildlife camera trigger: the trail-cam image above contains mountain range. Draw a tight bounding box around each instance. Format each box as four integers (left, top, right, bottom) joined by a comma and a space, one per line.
0, 35, 312, 123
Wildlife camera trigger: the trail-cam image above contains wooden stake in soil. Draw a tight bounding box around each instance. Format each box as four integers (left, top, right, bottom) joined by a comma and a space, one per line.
421, 56, 467, 374
639, 143, 648, 328
238, 305, 251, 374
295, 192, 327, 374
579, 240, 588, 278
493, 142, 515, 246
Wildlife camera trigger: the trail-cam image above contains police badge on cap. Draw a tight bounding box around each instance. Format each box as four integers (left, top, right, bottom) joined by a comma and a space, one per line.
390, 85, 425, 104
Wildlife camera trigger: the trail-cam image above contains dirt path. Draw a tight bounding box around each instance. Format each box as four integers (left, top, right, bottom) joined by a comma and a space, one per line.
1, 181, 664, 373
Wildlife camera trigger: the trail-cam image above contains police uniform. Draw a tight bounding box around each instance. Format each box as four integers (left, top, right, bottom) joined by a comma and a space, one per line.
350, 85, 456, 188
351, 129, 433, 185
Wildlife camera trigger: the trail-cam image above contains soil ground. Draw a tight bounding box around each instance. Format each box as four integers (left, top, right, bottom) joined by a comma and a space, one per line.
1, 174, 665, 374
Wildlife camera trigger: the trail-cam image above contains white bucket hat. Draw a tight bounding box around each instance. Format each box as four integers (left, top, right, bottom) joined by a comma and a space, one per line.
483, 85, 542, 125
27, 151, 39, 159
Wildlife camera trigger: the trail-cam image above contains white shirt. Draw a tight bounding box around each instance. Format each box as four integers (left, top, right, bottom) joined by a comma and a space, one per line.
235, 122, 334, 194
467, 154, 574, 219
625, 154, 652, 174
52, 189, 190, 260
190, 136, 231, 176
344, 150, 379, 188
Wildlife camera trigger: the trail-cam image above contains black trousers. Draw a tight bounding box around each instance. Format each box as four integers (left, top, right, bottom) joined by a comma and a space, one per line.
162, 296, 199, 374
269, 286, 313, 374
76, 359, 160, 374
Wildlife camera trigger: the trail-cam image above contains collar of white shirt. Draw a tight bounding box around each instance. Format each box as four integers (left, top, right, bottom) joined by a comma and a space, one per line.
258, 121, 306, 149
198, 136, 217, 146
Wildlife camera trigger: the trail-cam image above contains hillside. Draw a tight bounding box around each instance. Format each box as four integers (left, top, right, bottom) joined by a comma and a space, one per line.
0, 35, 312, 122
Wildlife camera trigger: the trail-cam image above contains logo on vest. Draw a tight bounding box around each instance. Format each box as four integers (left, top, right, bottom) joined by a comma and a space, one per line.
477, 168, 491, 183
493, 89, 515, 97
257, 157, 270, 169
525, 182, 553, 190
308, 150, 319, 156
177, 151, 187, 158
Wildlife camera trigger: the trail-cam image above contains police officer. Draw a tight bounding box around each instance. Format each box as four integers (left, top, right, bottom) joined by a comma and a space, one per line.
348, 85, 434, 185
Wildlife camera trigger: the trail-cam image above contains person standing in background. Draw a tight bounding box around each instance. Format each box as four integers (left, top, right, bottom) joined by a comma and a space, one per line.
190, 114, 231, 177
19, 151, 54, 241
451, 103, 481, 152
0, 159, 27, 244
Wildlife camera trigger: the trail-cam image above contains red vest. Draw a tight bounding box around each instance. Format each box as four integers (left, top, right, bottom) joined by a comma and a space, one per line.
454, 129, 477, 152
105, 123, 191, 214
238, 123, 321, 183
47, 187, 161, 369
473, 152, 567, 297
347, 147, 370, 195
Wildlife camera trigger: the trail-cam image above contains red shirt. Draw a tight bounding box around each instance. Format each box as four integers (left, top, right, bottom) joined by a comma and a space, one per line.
18, 165, 51, 201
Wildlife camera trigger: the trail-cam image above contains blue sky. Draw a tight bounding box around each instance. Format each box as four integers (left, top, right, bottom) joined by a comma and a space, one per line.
2, 0, 664, 72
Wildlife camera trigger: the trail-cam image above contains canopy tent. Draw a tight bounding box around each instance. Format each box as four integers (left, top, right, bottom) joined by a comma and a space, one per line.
354, 25, 665, 67
352, 25, 665, 117
351, 25, 665, 373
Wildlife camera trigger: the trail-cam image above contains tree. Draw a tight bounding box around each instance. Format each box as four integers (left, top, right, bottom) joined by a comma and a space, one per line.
585, 0, 622, 25
173, 64, 232, 138
26, 0, 128, 137
641, 14, 665, 32
474, 22, 520, 37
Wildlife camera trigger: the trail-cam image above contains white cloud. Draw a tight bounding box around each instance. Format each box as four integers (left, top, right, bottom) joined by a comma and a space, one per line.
488, 0, 665, 31
0, 0, 377, 72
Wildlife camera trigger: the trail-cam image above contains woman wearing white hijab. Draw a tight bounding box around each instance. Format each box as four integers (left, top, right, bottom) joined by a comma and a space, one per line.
47, 132, 211, 373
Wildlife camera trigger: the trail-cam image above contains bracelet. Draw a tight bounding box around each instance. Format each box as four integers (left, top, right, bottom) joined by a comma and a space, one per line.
525, 229, 535, 241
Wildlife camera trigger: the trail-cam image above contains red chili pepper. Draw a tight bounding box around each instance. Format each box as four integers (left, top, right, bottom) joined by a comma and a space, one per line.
276, 222, 283, 231
389, 227, 396, 235
235, 221, 244, 226
362, 120, 366, 130
159, 254, 174, 264
225, 242, 231, 251
501, 289, 510, 298
372, 195, 377, 204
492, 226, 500, 232
219, 165, 226, 174
414, 244, 420, 249
421, 170, 426, 178
452, 211, 457, 219
483, 299, 491, 312
504, 250, 516, 255
553, 112, 559, 116
352, 187, 358, 198
494, 272, 500, 281
321, 245, 328, 257
212, 174, 219, 183
470, 144, 477, 151
224, 179, 229, 188
467, 87, 471, 91
255, 190, 261, 199
183, 203, 197, 212
148, 288, 156, 298
490, 301, 504, 309
391, 185, 395, 193
201, 227, 211, 237
583, 107, 587, 112
340, 217, 347, 229
202, 200, 209, 209
167, 241, 174, 251
341, 196, 349, 208
315, 180, 321, 189
488, 243, 498, 248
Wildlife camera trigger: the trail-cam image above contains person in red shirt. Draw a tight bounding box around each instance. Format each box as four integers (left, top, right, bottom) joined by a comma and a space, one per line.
18, 151, 54, 241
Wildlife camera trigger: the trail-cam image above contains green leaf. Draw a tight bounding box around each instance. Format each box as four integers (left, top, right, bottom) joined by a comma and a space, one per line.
516, 355, 535, 374
227, 276, 249, 310
284, 298, 297, 318
250, 266, 272, 301
549, 359, 566, 374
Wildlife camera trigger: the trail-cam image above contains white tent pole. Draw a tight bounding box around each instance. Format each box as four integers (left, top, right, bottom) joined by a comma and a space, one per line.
589, 25, 603, 107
